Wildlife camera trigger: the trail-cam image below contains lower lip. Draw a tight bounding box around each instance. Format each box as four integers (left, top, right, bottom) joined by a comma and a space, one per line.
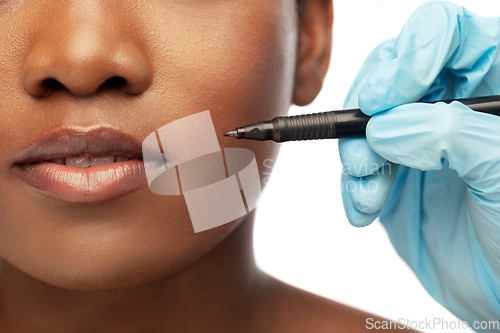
11, 160, 147, 202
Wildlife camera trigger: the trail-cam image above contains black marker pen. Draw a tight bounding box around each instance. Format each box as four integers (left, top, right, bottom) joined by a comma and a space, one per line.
223, 95, 500, 142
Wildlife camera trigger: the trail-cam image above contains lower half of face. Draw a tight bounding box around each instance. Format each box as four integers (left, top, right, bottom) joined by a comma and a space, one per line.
0, 0, 299, 290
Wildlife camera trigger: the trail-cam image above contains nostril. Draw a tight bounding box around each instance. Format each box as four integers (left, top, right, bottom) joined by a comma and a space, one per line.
27, 75, 143, 98
40, 78, 65, 96
96, 76, 128, 94
22, 78, 66, 98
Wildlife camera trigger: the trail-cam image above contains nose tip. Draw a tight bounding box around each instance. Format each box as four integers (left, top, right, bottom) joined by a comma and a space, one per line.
22, 20, 153, 98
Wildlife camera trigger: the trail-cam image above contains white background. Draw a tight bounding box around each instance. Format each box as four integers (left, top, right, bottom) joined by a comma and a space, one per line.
253, 1, 500, 332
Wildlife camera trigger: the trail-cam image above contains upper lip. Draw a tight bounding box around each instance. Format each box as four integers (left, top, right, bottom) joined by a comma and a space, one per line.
12, 127, 144, 166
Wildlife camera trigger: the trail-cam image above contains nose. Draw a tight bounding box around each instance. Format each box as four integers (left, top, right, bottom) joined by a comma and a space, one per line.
22, 4, 153, 97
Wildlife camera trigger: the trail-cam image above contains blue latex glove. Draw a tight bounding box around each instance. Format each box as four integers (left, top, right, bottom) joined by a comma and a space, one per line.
339, 2, 500, 330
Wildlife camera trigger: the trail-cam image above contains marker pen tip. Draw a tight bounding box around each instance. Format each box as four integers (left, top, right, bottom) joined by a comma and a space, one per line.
223, 130, 237, 137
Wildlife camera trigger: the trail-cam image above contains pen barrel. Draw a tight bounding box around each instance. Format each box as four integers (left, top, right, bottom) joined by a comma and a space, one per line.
332, 109, 370, 138
451, 95, 500, 116
231, 95, 500, 142
271, 109, 369, 142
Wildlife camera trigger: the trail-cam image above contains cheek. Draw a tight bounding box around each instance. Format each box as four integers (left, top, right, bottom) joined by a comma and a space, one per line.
146, 0, 299, 185
147, 0, 298, 119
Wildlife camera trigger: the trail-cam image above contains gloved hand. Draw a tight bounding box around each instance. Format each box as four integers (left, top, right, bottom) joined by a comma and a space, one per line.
339, 1, 500, 329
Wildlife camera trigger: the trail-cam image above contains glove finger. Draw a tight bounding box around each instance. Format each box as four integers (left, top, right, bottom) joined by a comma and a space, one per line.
366, 103, 450, 170
358, 2, 500, 115
346, 163, 400, 214
366, 102, 500, 176
339, 137, 386, 177
343, 38, 397, 110
341, 172, 381, 228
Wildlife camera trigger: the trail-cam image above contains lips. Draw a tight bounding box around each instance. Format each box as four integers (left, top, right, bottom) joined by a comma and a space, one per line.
11, 127, 148, 202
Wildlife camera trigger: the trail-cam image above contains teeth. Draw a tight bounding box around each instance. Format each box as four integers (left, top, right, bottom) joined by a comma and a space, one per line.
114, 156, 130, 162
50, 156, 131, 168
65, 157, 90, 168
49, 158, 65, 165
90, 156, 115, 167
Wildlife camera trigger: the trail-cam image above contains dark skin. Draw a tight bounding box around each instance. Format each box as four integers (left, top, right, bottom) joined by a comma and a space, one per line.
0, 0, 419, 332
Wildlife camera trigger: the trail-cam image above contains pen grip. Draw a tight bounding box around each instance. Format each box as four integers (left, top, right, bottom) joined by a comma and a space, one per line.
272, 109, 369, 142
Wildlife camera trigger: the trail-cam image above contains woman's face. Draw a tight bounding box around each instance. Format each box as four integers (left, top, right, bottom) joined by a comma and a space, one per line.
0, 0, 298, 290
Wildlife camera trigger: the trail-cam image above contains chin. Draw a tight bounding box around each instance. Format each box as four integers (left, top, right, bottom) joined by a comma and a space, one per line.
2, 216, 244, 292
